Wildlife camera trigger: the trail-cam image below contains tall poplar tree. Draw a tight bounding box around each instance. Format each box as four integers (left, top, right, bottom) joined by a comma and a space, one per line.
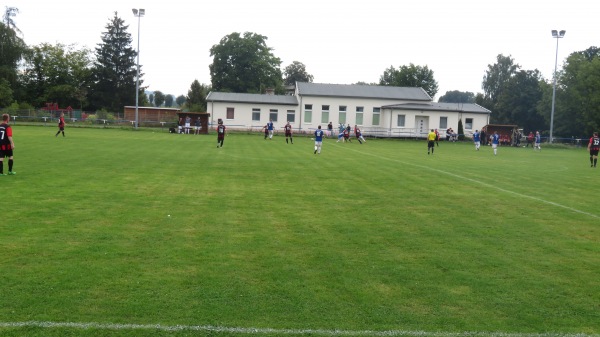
0, 20, 25, 105
89, 12, 139, 113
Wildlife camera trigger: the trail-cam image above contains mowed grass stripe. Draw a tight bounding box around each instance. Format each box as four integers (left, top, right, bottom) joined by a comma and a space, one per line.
0, 127, 598, 336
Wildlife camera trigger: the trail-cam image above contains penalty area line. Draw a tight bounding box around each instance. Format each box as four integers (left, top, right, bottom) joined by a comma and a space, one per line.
0, 321, 598, 337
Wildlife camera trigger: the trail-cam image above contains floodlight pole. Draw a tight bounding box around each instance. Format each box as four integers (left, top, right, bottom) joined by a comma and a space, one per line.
549, 29, 565, 144
133, 8, 145, 129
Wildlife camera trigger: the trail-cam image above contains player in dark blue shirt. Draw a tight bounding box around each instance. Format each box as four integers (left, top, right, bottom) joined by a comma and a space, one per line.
314, 125, 324, 154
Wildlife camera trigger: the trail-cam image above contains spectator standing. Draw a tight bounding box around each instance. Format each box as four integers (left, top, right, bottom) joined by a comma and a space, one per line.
194, 117, 201, 135
185, 115, 191, 134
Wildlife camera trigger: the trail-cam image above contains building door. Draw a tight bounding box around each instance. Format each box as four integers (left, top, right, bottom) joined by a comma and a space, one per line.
415, 116, 429, 138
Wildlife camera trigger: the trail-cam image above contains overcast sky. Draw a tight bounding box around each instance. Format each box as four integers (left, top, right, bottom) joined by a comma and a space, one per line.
11, 0, 599, 100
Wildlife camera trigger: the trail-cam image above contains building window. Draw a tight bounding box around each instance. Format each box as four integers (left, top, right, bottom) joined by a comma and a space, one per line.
356, 106, 364, 126
304, 104, 312, 124
321, 105, 330, 124
252, 108, 261, 122
372, 107, 381, 126
339, 106, 347, 124
287, 110, 295, 123
397, 114, 405, 127
269, 109, 278, 122
440, 117, 448, 129
226, 107, 234, 120
465, 118, 473, 130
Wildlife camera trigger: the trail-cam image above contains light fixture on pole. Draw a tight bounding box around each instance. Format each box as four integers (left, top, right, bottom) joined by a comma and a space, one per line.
132, 8, 145, 129
549, 29, 565, 144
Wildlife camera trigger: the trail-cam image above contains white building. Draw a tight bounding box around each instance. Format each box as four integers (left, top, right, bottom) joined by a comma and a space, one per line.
206, 82, 491, 138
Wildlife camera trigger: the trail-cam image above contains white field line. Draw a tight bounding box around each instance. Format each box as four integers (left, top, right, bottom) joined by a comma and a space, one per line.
0, 321, 598, 337
337, 144, 600, 219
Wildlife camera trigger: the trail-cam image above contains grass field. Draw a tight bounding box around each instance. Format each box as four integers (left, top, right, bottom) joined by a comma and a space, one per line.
1, 126, 598, 337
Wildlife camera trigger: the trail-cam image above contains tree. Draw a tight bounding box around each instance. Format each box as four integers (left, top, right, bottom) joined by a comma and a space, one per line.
186, 79, 209, 111
283, 61, 313, 85
89, 12, 139, 113
557, 47, 600, 137
153, 90, 165, 107
0, 78, 13, 107
457, 119, 465, 141
495, 69, 545, 131
379, 63, 439, 98
148, 93, 154, 106
438, 90, 475, 103
175, 95, 186, 107
0, 21, 25, 102
20, 43, 93, 108
3, 7, 21, 35
481, 54, 519, 109
209, 32, 282, 94
164, 94, 174, 107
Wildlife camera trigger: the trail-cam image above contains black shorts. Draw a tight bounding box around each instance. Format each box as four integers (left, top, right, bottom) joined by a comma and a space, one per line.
428, 141, 435, 148
0, 149, 13, 158
590, 149, 599, 156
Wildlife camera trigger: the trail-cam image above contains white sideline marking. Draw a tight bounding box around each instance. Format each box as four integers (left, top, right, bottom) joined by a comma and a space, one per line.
338, 145, 600, 219
0, 321, 597, 337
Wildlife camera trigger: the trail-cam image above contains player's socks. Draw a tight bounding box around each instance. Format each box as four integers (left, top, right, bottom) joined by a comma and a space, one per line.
8, 159, 13, 172
594, 158, 597, 167
0, 162, 3, 174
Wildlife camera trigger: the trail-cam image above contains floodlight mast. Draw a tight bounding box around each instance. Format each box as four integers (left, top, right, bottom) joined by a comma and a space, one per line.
549, 29, 565, 144
132, 8, 145, 129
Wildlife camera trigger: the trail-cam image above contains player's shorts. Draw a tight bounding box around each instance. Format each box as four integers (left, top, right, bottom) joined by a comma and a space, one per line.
315, 141, 322, 146
590, 149, 599, 156
428, 141, 435, 148
285, 131, 292, 137
0, 149, 13, 158
492, 144, 498, 149
58, 126, 65, 131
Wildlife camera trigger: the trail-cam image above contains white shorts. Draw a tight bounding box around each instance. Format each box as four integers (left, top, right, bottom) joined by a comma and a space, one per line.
185, 123, 190, 128
492, 144, 498, 149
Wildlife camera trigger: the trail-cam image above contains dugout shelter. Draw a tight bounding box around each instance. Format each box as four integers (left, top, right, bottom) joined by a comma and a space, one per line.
176, 112, 211, 134
481, 124, 519, 146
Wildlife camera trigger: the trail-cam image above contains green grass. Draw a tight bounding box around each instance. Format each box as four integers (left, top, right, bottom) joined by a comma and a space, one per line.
1, 126, 598, 337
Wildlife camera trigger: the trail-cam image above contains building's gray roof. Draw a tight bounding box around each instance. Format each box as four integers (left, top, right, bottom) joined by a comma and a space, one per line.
206, 92, 298, 105
382, 102, 491, 114
296, 82, 432, 101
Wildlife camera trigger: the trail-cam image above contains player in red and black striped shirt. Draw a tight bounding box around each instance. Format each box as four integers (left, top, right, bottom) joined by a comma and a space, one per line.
587, 132, 600, 168
0, 113, 16, 175
55, 112, 66, 137
216, 119, 226, 148
283, 121, 293, 144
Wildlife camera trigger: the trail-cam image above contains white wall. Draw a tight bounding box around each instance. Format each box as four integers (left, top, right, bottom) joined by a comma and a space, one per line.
207, 97, 490, 137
